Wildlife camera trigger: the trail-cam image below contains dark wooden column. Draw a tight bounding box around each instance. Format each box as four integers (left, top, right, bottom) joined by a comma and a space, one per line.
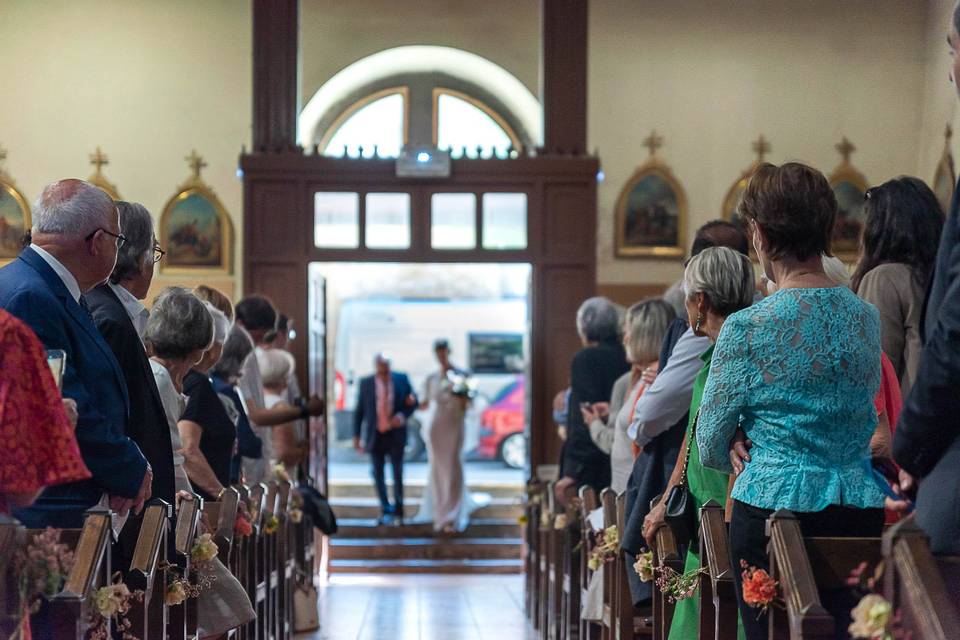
541, 0, 588, 154
252, 0, 299, 151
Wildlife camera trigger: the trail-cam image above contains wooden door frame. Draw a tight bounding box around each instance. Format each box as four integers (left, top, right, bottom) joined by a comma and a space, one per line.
241, 153, 597, 470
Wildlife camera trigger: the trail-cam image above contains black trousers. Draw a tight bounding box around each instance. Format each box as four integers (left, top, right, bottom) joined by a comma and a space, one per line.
371, 441, 405, 516
728, 499, 885, 640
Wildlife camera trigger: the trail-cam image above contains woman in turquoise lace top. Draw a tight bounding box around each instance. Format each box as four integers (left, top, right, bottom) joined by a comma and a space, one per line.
696, 163, 886, 640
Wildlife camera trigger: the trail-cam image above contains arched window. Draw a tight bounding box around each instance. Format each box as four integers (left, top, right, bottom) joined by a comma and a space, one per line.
433, 88, 520, 159
320, 88, 407, 158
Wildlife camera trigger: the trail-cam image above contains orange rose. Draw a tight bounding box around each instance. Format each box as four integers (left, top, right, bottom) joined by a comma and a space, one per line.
740, 561, 778, 608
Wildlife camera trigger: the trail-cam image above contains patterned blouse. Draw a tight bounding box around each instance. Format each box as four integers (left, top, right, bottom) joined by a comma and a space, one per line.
0, 310, 89, 513
696, 287, 886, 512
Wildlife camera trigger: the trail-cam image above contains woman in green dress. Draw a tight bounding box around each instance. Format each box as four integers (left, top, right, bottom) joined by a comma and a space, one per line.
642, 246, 755, 640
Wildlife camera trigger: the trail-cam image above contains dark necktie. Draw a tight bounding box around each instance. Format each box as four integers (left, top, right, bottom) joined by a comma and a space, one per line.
79, 295, 92, 316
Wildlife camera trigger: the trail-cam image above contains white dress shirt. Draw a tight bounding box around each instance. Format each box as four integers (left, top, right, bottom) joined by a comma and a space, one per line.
108, 281, 149, 340
627, 327, 710, 446
240, 344, 272, 484
30, 244, 81, 303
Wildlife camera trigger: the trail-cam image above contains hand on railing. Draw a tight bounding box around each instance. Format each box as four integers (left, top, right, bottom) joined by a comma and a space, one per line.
642, 500, 666, 548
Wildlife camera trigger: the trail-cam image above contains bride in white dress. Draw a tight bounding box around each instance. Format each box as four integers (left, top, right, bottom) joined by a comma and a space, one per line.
415, 339, 490, 533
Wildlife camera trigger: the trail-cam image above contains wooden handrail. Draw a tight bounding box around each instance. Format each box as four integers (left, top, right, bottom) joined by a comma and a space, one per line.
766, 509, 833, 639
699, 499, 738, 640
882, 518, 960, 640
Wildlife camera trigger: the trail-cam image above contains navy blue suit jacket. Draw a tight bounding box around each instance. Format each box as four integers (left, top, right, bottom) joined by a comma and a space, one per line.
0, 247, 148, 527
895, 183, 960, 478
353, 372, 417, 452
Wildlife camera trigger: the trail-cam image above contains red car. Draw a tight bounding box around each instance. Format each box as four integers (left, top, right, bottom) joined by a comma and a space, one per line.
477, 379, 527, 469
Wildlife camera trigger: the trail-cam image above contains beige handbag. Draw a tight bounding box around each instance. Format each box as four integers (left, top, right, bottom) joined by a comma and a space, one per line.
294, 578, 320, 633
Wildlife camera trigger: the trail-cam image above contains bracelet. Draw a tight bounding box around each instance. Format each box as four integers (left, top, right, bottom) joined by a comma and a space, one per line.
294, 396, 310, 419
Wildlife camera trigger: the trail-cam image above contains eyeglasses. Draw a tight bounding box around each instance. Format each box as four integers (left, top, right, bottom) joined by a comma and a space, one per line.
85, 228, 127, 248
152, 243, 166, 264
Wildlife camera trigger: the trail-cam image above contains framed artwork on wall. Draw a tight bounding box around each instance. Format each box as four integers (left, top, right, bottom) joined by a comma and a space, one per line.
159, 150, 232, 274
0, 147, 31, 262
615, 131, 687, 258
721, 134, 771, 236
87, 147, 122, 200
932, 124, 955, 216
828, 137, 869, 260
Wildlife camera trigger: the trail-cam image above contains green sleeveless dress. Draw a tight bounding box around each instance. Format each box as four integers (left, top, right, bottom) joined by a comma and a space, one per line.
667, 346, 745, 640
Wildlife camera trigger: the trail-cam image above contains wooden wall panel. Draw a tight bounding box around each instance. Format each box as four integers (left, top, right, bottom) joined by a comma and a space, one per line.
542, 185, 595, 262
247, 181, 301, 257
541, 0, 588, 154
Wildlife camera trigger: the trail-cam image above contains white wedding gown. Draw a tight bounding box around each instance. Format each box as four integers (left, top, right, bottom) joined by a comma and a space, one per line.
414, 371, 491, 532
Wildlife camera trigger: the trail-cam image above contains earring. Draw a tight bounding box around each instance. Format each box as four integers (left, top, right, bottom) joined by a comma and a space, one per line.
695, 313, 703, 333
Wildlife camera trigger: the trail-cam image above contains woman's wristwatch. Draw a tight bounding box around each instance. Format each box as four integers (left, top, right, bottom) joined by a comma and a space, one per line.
293, 396, 310, 419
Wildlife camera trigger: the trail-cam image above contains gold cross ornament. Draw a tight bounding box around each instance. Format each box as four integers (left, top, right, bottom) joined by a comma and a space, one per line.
643, 130, 664, 157
186, 149, 207, 179
752, 135, 771, 164
89, 147, 109, 174
835, 137, 856, 164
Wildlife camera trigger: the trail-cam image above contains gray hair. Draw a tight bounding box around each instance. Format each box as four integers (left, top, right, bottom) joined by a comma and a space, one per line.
202, 301, 232, 345
32, 179, 115, 237
145, 287, 214, 360
821, 255, 851, 290
683, 246, 755, 317
211, 324, 255, 381
110, 202, 154, 284
624, 298, 676, 364
257, 348, 295, 387
576, 296, 621, 343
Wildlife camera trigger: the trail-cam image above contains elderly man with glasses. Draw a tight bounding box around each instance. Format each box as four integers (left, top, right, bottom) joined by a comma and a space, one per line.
0, 179, 152, 529
87, 202, 176, 523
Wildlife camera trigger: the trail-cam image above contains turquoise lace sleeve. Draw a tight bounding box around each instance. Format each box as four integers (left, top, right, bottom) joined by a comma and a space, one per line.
696, 314, 749, 474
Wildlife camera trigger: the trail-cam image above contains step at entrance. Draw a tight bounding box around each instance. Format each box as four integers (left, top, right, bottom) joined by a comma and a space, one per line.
328, 480, 524, 574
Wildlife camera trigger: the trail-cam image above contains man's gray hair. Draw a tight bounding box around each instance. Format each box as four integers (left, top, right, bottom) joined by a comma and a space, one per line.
576, 296, 621, 343
32, 179, 115, 237
257, 348, 295, 388
683, 246, 755, 317
211, 324, 255, 382
624, 298, 676, 364
203, 301, 233, 345
110, 202, 154, 284
144, 287, 214, 360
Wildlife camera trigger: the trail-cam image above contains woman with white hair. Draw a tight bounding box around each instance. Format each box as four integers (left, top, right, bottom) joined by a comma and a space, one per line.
557, 296, 630, 497
641, 246, 755, 639
256, 347, 306, 473
145, 287, 255, 638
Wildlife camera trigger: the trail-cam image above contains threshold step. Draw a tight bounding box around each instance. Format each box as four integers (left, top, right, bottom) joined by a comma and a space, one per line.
335, 517, 520, 538
329, 558, 523, 574
330, 537, 522, 561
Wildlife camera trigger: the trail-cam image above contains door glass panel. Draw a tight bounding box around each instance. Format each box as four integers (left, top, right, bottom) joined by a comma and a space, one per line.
314, 192, 359, 248
482, 193, 527, 249
431, 193, 476, 249
323, 92, 404, 158
365, 193, 411, 249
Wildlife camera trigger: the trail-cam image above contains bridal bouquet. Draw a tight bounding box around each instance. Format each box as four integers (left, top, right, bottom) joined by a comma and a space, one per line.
443, 369, 478, 399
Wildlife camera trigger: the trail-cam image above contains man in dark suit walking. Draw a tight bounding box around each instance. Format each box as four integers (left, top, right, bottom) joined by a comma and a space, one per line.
353, 353, 417, 525
86, 201, 176, 508
0, 179, 151, 528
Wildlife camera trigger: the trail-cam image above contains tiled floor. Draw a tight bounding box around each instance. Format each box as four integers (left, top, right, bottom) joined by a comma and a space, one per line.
298, 574, 536, 640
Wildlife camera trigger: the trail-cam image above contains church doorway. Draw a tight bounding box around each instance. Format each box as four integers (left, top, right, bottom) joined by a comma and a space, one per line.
309, 261, 530, 572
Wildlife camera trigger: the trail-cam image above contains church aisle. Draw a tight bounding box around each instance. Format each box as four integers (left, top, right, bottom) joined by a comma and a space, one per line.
300, 574, 535, 640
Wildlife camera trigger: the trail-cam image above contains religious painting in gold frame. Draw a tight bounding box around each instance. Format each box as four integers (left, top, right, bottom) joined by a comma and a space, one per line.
932, 125, 955, 216
828, 137, 869, 260
158, 151, 232, 275
615, 131, 687, 258
0, 151, 30, 262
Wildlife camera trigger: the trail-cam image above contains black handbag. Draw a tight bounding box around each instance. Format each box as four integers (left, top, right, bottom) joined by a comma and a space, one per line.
298, 484, 339, 535
664, 408, 700, 546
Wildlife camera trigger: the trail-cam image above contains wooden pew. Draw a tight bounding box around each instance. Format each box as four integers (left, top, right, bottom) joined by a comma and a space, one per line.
560, 489, 583, 640
614, 491, 653, 639
126, 501, 172, 640
697, 500, 737, 640
649, 497, 682, 640
537, 481, 555, 636
34, 508, 113, 638
275, 481, 294, 640
579, 486, 601, 640
0, 515, 25, 638
168, 493, 202, 640
882, 519, 960, 640
232, 484, 252, 640
257, 482, 279, 640
245, 483, 267, 640
547, 483, 576, 640
205, 487, 240, 567
525, 478, 544, 623
599, 488, 616, 640
767, 509, 881, 640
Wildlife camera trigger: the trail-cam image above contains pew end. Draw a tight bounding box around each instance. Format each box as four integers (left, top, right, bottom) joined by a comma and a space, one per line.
698, 499, 738, 640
